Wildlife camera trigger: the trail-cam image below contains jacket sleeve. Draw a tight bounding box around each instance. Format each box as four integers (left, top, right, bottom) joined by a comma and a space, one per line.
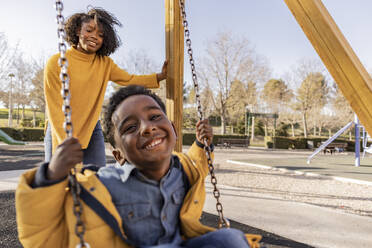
16, 168, 69, 248
109, 59, 159, 88
186, 141, 214, 178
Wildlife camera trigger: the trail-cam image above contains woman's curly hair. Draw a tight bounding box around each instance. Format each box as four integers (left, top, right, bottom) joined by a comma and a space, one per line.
65, 7, 122, 56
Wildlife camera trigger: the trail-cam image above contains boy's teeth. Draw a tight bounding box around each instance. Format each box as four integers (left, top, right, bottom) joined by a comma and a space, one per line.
145, 139, 162, 149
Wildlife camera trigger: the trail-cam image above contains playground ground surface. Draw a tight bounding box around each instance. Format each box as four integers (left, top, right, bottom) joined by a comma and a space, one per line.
2, 142, 372, 247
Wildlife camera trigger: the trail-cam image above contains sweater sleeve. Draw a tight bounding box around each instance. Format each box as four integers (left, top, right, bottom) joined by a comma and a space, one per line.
44, 55, 66, 150
109, 59, 159, 88
16, 169, 69, 248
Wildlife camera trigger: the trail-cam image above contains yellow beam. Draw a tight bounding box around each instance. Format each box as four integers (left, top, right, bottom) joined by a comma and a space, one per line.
284, 0, 372, 135
165, 0, 184, 152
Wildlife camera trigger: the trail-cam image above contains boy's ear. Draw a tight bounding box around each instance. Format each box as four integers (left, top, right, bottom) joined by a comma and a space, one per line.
171, 121, 178, 139
112, 149, 126, 165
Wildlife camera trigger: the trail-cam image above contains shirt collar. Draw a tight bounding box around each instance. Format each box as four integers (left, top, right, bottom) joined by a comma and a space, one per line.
112, 161, 136, 183
112, 156, 181, 183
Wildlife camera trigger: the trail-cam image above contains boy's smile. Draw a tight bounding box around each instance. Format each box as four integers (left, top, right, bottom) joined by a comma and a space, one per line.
112, 95, 177, 180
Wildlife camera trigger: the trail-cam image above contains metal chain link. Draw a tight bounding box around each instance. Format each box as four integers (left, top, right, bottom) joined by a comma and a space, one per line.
55, 1, 89, 247
178, 0, 230, 229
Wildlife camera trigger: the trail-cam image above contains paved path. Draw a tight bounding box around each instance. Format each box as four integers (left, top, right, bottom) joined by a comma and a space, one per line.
0, 169, 28, 192
204, 182, 372, 248
230, 147, 372, 185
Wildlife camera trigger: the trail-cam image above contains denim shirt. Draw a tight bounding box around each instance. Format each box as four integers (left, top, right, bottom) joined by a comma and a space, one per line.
97, 156, 187, 247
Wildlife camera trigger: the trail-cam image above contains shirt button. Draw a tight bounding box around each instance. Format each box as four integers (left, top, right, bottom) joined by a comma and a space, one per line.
194, 200, 199, 204
162, 215, 167, 221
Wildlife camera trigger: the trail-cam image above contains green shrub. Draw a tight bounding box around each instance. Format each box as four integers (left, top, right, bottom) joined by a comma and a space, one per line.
0, 127, 44, 141
183, 133, 196, 145
182, 133, 249, 146
263, 136, 365, 150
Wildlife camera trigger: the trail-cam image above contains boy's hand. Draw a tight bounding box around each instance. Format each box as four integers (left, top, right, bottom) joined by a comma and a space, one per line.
47, 137, 83, 181
156, 60, 168, 82
196, 119, 213, 146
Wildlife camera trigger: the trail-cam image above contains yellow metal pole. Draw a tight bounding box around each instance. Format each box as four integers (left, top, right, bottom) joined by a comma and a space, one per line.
165, 0, 184, 152
284, 0, 372, 135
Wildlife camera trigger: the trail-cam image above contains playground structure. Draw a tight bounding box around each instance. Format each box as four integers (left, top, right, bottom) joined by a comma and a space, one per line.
307, 114, 372, 166
245, 109, 278, 141
0, 129, 25, 145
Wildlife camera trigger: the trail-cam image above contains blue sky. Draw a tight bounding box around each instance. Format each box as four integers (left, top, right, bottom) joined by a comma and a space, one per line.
1, 0, 372, 84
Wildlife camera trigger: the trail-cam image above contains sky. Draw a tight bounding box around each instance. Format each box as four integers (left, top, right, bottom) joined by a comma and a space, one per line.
1, 0, 372, 87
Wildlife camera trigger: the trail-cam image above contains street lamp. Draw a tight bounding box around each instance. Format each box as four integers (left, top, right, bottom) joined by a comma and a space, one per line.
8, 73, 15, 128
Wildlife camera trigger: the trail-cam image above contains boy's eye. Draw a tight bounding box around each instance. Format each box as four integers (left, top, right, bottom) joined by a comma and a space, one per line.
124, 125, 137, 133
151, 115, 162, 121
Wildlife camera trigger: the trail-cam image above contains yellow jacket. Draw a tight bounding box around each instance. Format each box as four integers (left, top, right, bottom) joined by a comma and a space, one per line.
44, 47, 159, 152
16, 143, 261, 247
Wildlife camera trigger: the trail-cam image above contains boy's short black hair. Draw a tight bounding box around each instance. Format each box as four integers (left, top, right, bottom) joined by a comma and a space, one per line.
103, 85, 166, 148
65, 7, 122, 56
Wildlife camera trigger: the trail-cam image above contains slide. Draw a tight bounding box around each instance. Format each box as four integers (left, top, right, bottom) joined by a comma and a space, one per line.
0, 128, 26, 145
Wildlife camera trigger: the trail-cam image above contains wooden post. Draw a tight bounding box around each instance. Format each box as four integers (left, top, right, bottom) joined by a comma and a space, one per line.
165, 0, 184, 152
284, 0, 372, 136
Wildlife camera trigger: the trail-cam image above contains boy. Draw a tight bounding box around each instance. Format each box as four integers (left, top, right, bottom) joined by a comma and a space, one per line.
16, 85, 260, 247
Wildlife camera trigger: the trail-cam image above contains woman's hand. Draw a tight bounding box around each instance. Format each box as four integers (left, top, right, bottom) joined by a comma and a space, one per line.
156, 60, 168, 82
196, 119, 213, 146
47, 137, 83, 181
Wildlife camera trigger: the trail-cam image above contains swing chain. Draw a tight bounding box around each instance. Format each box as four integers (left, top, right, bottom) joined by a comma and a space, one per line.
178, 0, 230, 229
55, 1, 89, 247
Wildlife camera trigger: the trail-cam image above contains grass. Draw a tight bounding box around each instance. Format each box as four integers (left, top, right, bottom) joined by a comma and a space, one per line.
0, 109, 45, 128
0, 109, 45, 119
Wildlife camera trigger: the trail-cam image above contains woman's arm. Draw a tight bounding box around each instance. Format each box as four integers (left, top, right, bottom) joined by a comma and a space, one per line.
109, 59, 168, 88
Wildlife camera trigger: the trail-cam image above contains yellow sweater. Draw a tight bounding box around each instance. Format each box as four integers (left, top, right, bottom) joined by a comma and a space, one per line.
44, 47, 159, 151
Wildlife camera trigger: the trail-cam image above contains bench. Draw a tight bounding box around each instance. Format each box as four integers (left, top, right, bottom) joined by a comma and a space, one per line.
217, 138, 250, 148
322, 142, 348, 154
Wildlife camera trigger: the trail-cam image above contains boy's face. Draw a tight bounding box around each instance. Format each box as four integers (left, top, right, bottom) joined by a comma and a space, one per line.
112, 95, 176, 170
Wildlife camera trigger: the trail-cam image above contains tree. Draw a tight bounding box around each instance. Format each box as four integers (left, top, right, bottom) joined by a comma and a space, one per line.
30, 68, 46, 113
112, 49, 165, 100
332, 83, 353, 125
198, 31, 271, 134
12, 54, 33, 123
199, 86, 214, 119
0, 32, 19, 80
261, 79, 293, 114
226, 80, 247, 124
279, 109, 301, 137
0, 33, 20, 110
295, 72, 329, 138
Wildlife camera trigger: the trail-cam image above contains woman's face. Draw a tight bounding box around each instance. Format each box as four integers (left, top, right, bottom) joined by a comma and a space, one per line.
76, 19, 103, 54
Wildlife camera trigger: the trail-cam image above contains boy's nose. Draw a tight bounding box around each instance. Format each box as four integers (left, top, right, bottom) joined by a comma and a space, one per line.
140, 121, 156, 136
